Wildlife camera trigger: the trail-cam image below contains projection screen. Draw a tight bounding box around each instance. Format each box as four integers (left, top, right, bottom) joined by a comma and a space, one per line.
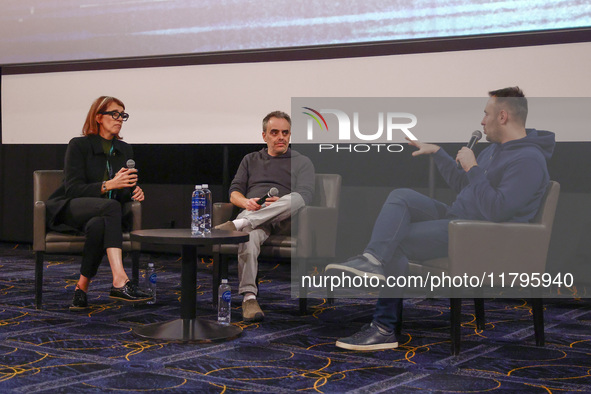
1, 0, 589, 65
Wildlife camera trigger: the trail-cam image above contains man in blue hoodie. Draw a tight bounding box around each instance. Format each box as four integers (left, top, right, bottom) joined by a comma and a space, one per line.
325, 87, 555, 351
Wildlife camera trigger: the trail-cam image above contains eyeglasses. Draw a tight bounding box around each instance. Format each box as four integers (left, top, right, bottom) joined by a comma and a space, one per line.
99, 110, 130, 121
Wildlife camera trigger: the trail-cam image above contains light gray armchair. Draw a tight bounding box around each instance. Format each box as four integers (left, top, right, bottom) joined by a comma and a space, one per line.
212, 173, 341, 314
411, 181, 560, 355
33, 170, 141, 309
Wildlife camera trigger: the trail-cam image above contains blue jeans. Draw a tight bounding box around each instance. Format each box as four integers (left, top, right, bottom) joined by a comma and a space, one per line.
364, 189, 452, 332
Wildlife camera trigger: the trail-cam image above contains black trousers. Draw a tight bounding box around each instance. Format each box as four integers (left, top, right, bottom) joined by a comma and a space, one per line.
61, 197, 124, 279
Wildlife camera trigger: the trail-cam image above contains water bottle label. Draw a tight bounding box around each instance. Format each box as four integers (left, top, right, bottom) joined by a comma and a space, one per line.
196, 197, 206, 208
222, 290, 231, 302
149, 273, 157, 284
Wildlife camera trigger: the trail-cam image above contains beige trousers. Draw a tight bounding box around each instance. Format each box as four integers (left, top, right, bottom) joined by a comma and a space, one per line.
236, 192, 305, 295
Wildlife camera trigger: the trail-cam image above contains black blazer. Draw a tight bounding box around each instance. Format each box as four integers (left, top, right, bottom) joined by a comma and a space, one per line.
46, 134, 135, 232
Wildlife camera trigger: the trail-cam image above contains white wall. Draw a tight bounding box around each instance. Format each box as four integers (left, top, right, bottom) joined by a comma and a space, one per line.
2, 41, 591, 144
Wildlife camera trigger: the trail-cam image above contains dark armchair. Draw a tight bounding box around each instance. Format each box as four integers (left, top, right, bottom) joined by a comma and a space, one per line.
33, 170, 141, 309
411, 180, 560, 354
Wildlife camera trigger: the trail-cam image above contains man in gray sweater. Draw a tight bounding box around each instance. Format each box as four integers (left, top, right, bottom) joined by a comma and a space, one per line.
216, 111, 315, 321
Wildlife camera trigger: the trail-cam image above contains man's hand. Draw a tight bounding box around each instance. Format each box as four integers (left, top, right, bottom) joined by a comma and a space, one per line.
243, 198, 262, 211
230, 191, 261, 211
406, 137, 440, 156
456, 147, 477, 171
263, 196, 280, 206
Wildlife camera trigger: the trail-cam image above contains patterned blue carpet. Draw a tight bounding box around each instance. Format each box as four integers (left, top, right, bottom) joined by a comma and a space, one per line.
1, 242, 591, 393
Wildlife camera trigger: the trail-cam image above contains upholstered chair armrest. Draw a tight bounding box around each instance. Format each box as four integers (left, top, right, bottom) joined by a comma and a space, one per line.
213, 202, 235, 226
33, 201, 47, 252
448, 220, 550, 280
123, 201, 142, 250
296, 206, 339, 259
129, 201, 142, 231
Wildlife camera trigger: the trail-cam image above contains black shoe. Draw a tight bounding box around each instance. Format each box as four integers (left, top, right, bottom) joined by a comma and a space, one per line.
325, 255, 385, 283
336, 322, 398, 351
69, 288, 88, 311
109, 281, 152, 302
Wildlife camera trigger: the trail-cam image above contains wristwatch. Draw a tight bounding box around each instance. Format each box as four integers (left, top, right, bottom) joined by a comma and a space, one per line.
101, 181, 107, 193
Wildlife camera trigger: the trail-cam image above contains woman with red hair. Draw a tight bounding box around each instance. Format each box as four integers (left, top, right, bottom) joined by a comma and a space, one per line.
46, 96, 151, 310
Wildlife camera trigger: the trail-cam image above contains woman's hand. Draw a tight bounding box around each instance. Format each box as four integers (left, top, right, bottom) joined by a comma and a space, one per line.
106, 167, 138, 191
132, 186, 145, 202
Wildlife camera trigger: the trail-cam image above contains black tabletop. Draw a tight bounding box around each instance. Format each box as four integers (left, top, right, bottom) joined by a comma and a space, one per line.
130, 229, 249, 246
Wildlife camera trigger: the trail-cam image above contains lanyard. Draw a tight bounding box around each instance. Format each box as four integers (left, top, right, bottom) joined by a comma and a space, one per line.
106, 144, 114, 199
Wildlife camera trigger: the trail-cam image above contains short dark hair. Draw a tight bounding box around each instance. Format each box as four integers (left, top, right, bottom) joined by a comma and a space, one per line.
488, 86, 528, 125
262, 111, 291, 132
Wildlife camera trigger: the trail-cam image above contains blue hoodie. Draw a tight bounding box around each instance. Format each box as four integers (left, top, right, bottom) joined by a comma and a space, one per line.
433, 129, 555, 223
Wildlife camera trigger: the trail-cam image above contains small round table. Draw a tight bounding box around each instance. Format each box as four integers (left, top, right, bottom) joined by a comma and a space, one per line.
130, 228, 248, 341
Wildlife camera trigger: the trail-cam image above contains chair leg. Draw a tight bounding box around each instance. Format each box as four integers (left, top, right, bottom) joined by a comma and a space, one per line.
450, 298, 462, 355
326, 281, 334, 306
474, 298, 485, 330
395, 303, 403, 338
35, 252, 44, 309
299, 298, 308, 315
325, 260, 335, 306
299, 259, 308, 315
131, 250, 140, 286
531, 298, 545, 346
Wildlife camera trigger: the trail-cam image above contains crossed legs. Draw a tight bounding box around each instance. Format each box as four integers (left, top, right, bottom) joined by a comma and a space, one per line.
63, 198, 127, 288
327, 188, 451, 350
236, 192, 304, 295
61, 198, 149, 307
234, 193, 304, 321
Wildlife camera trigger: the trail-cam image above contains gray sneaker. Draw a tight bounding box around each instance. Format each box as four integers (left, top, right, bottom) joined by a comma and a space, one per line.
325, 255, 385, 283
215, 221, 237, 231
336, 322, 398, 351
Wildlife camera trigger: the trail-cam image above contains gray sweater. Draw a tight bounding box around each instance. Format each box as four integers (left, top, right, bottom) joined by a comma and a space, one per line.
229, 148, 315, 205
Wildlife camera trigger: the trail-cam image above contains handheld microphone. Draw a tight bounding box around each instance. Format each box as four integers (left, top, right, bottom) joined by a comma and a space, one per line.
457, 130, 483, 169
466, 130, 482, 150
256, 187, 279, 205
126, 159, 137, 199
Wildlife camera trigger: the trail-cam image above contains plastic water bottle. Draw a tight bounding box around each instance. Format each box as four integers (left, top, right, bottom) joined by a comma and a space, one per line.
191, 185, 204, 235
201, 184, 212, 234
196, 186, 206, 234
217, 279, 231, 325
146, 262, 157, 304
